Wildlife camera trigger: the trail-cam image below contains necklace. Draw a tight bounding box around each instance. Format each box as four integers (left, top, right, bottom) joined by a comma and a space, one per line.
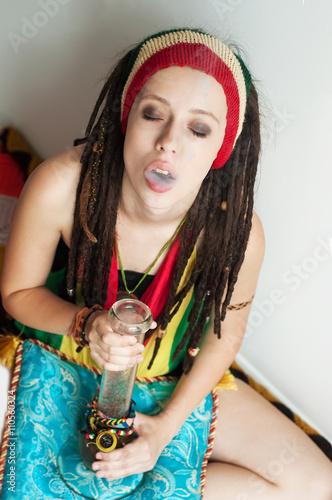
116, 218, 186, 295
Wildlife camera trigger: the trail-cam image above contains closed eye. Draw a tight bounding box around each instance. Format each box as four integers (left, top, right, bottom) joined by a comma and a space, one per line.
191, 129, 207, 138
143, 114, 161, 121
141, 105, 163, 121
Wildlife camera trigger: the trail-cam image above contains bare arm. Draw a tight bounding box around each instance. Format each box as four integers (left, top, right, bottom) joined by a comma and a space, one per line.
1, 147, 83, 333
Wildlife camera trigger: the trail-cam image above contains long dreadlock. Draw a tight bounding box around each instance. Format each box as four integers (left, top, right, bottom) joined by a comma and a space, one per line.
66, 46, 260, 374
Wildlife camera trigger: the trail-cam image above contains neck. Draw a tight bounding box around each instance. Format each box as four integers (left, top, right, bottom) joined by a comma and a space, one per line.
119, 175, 198, 227
119, 199, 186, 228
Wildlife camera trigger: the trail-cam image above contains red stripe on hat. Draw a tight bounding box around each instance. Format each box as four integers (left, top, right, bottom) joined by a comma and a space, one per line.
121, 43, 240, 168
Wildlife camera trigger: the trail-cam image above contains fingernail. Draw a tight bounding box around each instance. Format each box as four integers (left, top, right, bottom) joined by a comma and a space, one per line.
137, 355, 144, 363
138, 345, 145, 353
92, 464, 99, 471
129, 338, 136, 345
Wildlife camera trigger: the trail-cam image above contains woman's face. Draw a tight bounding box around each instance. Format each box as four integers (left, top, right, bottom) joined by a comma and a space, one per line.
123, 65, 228, 214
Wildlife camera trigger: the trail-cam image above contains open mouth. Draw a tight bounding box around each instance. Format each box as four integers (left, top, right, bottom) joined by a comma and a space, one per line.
144, 164, 176, 193
153, 167, 174, 180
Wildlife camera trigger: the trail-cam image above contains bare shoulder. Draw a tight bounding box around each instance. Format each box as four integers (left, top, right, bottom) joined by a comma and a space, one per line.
24, 144, 84, 204
10, 144, 85, 249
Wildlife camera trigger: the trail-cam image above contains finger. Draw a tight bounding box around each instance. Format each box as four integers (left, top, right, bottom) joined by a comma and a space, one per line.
92, 446, 152, 480
91, 329, 137, 347
96, 434, 151, 466
101, 332, 146, 350
89, 316, 141, 348
90, 339, 144, 361
89, 347, 145, 371
93, 463, 143, 480
103, 354, 144, 371
89, 330, 144, 357
95, 464, 144, 480
92, 338, 145, 357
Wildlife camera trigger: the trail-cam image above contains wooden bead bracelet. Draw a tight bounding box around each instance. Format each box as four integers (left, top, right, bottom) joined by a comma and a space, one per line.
67, 304, 103, 353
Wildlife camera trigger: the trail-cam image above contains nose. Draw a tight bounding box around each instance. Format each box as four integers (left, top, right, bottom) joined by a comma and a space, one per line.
155, 120, 177, 154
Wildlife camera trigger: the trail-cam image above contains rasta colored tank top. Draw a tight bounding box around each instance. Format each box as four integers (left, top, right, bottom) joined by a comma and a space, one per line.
16, 244, 236, 390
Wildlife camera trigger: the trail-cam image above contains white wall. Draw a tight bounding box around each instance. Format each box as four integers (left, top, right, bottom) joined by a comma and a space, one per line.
1, 0, 331, 441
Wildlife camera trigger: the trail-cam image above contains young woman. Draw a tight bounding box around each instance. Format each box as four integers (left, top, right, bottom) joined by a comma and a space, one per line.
1, 29, 331, 499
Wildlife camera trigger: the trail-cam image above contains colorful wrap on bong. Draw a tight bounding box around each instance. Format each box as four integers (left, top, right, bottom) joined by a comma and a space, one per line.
82, 395, 137, 454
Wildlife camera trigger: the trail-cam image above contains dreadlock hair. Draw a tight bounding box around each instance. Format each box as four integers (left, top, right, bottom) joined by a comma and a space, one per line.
66, 44, 261, 374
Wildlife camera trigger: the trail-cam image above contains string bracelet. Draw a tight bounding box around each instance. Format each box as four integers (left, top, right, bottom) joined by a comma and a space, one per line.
89, 397, 136, 434
67, 304, 103, 353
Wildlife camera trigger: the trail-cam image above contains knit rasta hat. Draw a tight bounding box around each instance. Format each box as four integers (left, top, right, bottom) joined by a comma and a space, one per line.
120, 28, 252, 169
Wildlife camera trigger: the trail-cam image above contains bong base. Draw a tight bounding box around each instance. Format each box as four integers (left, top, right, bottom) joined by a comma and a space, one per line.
80, 396, 138, 467
58, 434, 145, 500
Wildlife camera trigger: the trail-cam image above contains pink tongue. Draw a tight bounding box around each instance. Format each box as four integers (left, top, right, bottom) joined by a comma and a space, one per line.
145, 170, 175, 187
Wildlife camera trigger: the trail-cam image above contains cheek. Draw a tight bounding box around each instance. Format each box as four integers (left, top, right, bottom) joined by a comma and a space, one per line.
124, 119, 151, 159
123, 134, 131, 167
123, 126, 141, 166
184, 137, 222, 169
123, 110, 140, 161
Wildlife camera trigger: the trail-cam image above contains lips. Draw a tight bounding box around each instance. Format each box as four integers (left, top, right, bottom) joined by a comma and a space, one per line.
144, 161, 177, 193
145, 161, 176, 179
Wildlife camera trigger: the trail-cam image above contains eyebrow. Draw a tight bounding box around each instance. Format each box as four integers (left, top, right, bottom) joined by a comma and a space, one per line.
138, 94, 220, 124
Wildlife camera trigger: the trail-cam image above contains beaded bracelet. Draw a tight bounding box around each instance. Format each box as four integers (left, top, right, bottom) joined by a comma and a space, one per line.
67, 304, 103, 353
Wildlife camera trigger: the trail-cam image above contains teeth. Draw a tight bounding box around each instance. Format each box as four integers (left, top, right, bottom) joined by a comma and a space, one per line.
155, 168, 170, 176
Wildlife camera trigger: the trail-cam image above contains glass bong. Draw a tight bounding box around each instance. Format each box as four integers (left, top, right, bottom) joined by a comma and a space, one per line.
80, 298, 153, 467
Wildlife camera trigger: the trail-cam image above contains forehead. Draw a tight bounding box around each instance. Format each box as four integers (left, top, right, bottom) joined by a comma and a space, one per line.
136, 65, 227, 110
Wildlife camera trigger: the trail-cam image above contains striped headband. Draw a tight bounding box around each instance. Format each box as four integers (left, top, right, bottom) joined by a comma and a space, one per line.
120, 28, 252, 169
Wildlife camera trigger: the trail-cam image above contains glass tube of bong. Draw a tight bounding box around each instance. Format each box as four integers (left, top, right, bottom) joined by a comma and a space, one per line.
98, 299, 153, 418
